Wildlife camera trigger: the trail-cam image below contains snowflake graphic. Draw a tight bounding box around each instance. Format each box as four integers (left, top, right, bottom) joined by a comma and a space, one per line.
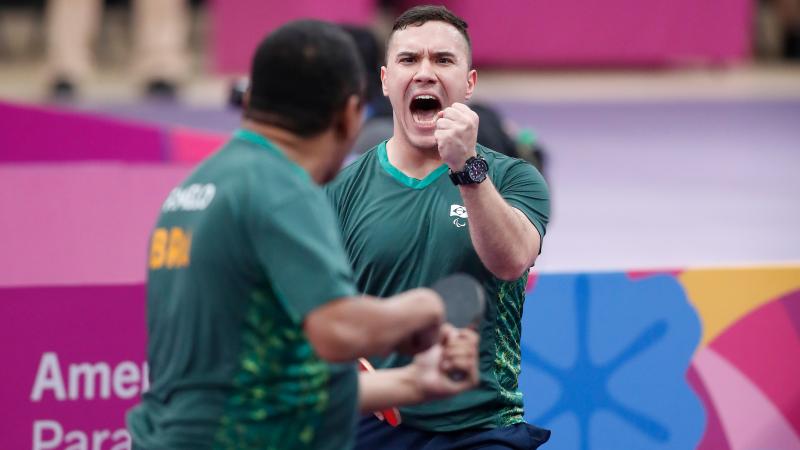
520, 273, 705, 450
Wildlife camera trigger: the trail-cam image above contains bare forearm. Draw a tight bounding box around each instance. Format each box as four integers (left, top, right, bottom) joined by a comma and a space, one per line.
330, 290, 440, 357
359, 325, 480, 412
460, 179, 540, 280
358, 366, 423, 412
433, 102, 539, 279
305, 289, 443, 362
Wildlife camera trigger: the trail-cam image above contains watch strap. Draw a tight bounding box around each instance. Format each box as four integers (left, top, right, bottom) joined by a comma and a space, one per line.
449, 155, 487, 185
449, 170, 472, 185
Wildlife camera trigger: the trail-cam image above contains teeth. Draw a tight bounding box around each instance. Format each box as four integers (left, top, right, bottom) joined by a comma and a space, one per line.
414, 95, 436, 101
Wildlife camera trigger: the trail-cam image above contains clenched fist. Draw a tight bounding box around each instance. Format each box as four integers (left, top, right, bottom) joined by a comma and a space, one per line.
435, 103, 479, 170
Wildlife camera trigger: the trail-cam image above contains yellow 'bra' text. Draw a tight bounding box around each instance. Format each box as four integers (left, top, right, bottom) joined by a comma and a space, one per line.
149, 227, 191, 269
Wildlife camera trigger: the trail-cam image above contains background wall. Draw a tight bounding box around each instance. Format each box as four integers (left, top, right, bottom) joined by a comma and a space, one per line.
211, 0, 753, 72
3, 269, 799, 449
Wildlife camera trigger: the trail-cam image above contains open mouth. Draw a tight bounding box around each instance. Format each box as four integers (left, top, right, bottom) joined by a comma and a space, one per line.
409, 95, 442, 127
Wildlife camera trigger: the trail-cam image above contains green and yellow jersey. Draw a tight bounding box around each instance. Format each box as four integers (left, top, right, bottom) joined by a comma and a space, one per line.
326, 141, 550, 432
128, 129, 358, 450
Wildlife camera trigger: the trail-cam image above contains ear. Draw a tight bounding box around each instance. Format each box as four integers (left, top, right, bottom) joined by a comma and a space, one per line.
380, 66, 389, 96
243, 89, 251, 110
337, 95, 364, 142
464, 69, 477, 101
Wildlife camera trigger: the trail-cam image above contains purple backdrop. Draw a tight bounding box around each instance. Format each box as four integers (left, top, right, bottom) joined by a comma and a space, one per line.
0, 101, 166, 163
0, 285, 147, 450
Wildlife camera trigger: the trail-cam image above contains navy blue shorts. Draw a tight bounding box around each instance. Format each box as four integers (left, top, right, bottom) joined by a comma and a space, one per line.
353, 415, 551, 450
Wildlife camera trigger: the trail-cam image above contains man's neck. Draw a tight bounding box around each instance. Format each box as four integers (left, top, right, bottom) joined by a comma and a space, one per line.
385, 134, 445, 180
242, 120, 335, 185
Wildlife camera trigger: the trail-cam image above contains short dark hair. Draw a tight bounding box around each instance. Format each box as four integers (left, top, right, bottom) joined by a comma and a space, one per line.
246, 20, 365, 137
341, 25, 383, 104
388, 5, 471, 64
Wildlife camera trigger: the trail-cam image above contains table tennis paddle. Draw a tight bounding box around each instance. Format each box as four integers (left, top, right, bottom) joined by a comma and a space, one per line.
431, 273, 486, 381
360, 273, 486, 427
431, 273, 486, 330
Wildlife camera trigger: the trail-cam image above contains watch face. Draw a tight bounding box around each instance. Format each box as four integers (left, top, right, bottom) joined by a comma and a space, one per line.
467, 158, 488, 182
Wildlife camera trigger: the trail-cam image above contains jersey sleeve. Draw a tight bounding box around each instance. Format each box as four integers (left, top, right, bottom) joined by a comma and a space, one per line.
497, 160, 550, 242
248, 188, 358, 325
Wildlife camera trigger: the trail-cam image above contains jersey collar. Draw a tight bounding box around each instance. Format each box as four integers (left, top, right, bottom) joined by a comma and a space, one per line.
233, 128, 310, 181
377, 141, 449, 190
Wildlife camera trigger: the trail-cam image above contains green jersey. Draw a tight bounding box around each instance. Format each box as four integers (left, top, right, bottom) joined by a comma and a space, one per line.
325, 141, 549, 432
127, 129, 359, 450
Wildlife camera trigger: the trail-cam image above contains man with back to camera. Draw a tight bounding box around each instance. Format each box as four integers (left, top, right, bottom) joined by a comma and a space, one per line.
326, 5, 552, 449
126, 19, 480, 450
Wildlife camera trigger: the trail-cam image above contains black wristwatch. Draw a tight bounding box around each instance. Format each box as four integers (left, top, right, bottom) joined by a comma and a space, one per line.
449, 155, 489, 185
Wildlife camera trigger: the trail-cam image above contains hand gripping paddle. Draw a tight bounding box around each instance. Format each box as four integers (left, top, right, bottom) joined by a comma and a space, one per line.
431, 273, 486, 381
359, 273, 486, 427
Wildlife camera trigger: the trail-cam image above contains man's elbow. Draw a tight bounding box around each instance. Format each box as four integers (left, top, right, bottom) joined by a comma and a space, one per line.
310, 342, 352, 363
492, 265, 528, 281
305, 314, 360, 363
491, 253, 537, 281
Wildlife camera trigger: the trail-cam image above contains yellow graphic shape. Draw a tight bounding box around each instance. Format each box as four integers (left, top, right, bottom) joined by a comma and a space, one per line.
680, 266, 800, 347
